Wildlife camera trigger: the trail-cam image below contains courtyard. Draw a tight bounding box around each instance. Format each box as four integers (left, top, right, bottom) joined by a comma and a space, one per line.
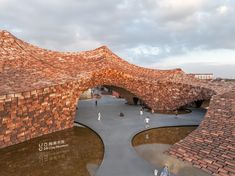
76, 95, 210, 176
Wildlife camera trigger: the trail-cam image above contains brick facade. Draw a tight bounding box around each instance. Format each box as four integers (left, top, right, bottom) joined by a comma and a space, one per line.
0, 30, 234, 175
168, 91, 235, 175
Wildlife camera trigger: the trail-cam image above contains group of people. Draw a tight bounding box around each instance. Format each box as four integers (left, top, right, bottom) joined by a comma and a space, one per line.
94, 99, 172, 176
81, 99, 179, 125
97, 111, 124, 121
96, 101, 151, 129
140, 107, 150, 128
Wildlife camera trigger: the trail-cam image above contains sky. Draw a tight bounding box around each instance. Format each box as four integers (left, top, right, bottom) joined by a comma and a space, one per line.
0, 0, 235, 78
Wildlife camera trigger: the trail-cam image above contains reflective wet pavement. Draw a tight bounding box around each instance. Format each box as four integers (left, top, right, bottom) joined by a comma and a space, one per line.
76, 95, 211, 176
133, 126, 210, 176
0, 95, 211, 176
0, 126, 104, 176
132, 126, 198, 146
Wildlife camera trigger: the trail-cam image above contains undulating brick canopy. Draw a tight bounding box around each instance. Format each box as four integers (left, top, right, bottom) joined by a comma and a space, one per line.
168, 91, 235, 175
0, 30, 234, 175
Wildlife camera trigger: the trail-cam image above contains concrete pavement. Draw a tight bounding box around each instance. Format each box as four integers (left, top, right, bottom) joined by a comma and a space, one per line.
75, 95, 209, 176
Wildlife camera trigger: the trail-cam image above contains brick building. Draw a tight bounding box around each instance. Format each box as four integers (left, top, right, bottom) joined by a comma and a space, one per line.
0, 30, 234, 175
188, 73, 214, 80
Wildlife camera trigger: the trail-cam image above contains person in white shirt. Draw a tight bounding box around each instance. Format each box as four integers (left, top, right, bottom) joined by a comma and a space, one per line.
98, 112, 101, 121
154, 169, 158, 176
140, 108, 144, 116
145, 116, 150, 128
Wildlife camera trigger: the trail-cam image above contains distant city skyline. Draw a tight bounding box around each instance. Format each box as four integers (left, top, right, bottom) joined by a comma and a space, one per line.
0, 0, 234, 78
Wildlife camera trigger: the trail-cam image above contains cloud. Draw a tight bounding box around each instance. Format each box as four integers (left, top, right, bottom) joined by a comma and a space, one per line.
0, 0, 235, 78
150, 49, 235, 78
153, 49, 235, 66
129, 45, 161, 56
145, 0, 208, 21
216, 5, 229, 15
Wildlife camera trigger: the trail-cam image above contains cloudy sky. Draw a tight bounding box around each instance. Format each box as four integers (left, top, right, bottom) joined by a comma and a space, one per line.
1, 0, 235, 78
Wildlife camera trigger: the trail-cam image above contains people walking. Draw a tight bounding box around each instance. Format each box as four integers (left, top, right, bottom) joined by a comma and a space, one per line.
160, 166, 170, 176
95, 100, 98, 106
151, 109, 154, 114
175, 109, 178, 119
154, 169, 158, 176
98, 112, 101, 121
140, 108, 144, 116
145, 116, 150, 128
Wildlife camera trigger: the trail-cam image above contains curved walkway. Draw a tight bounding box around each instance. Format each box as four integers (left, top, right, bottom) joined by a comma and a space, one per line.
75, 96, 208, 176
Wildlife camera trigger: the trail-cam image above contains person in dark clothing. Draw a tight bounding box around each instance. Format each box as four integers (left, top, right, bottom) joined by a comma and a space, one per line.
95, 100, 98, 106
119, 112, 124, 117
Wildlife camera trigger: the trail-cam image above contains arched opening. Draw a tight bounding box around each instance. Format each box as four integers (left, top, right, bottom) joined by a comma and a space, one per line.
180, 99, 211, 110
133, 97, 139, 105
77, 85, 145, 110
102, 85, 145, 105
75, 85, 146, 126
73, 83, 212, 176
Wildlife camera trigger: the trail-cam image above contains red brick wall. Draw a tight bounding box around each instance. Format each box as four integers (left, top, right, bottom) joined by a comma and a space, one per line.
0, 30, 235, 176
168, 91, 235, 176
0, 69, 215, 148
0, 84, 80, 148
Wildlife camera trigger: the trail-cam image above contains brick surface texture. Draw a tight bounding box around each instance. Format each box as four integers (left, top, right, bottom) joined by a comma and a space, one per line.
0, 30, 234, 175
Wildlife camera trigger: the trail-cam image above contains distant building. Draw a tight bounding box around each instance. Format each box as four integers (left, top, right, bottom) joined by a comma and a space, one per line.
187, 73, 214, 80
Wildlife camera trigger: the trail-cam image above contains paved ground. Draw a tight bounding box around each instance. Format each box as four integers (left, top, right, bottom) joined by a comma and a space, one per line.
75, 95, 209, 176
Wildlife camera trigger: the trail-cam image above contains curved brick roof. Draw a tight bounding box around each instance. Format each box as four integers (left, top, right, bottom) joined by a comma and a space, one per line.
1, 30, 234, 97
0, 30, 235, 175
0, 30, 186, 95
1, 30, 234, 101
